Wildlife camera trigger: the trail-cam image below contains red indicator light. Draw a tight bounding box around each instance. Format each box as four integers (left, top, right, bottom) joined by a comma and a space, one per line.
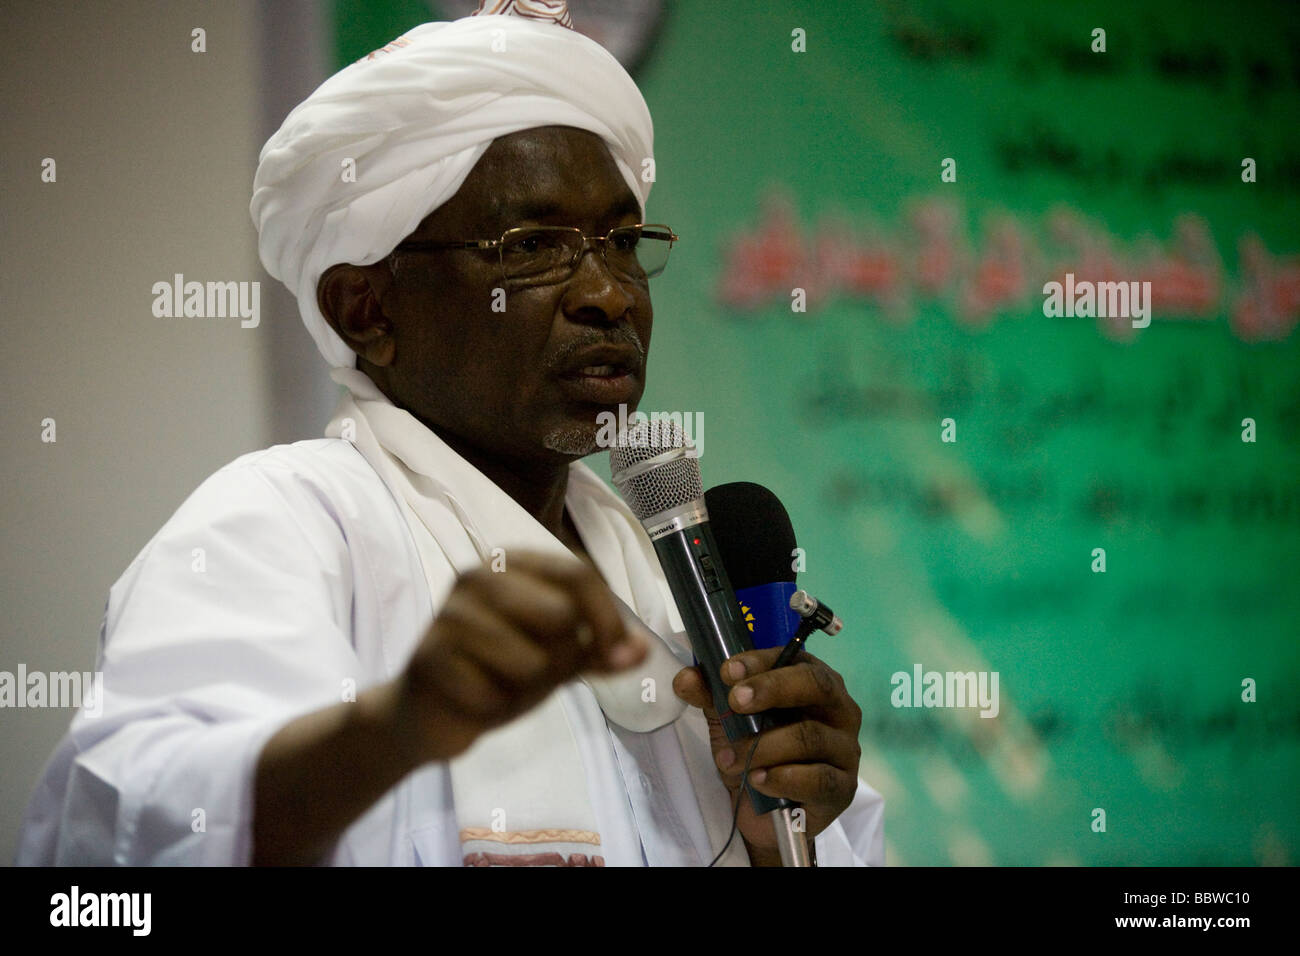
693, 537, 701, 545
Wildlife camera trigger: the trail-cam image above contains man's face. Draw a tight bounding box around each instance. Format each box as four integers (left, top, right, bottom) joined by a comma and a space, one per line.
375, 125, 652, 465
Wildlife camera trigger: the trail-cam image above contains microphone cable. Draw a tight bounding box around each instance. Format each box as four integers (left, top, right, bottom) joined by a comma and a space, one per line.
707, 733, 763, 867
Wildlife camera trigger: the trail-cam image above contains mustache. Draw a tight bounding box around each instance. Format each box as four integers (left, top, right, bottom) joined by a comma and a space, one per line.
544, 325, 647, 374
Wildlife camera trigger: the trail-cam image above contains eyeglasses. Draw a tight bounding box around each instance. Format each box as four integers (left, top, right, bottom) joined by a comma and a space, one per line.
391, 223, 679, 286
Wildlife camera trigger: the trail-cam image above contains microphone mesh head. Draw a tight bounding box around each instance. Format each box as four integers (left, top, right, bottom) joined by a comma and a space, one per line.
608, 419, 703, 520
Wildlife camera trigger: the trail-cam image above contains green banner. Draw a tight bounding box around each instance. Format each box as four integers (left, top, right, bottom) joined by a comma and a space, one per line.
334, 0, 1299, 865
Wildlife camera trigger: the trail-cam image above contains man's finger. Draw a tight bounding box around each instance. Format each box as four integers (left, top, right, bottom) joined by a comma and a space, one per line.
747, 761, 859, 809
468, 554, 642, 671
717, 647, 786, 685
725, 720, 860, 776
536, 558, 644, 668
423, 646, 515, 718
726, 657, 860, 730
451, 604, 556, 687
458, 565, 581, 641
671, 665, 714, 712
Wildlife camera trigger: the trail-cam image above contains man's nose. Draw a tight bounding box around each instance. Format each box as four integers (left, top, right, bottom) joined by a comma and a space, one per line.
561, 239, 638, 323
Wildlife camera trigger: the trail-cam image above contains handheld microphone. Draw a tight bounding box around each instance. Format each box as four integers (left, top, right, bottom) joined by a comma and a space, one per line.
704, 482, 803, 650
702, 481, 818, 868
706, 483, 844, 659
700, 483, 852, 866
608, 422, 791, 822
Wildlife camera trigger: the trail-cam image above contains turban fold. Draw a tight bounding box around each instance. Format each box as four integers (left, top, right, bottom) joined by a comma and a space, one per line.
250, 6, 655, 368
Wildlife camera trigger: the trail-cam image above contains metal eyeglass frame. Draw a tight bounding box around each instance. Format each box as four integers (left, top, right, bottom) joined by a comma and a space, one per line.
389, 223, 680, 285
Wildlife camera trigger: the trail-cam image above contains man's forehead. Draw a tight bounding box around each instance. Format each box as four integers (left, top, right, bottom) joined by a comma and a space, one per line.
450, 129, 641, 231
482, 124, 606, 160
485, 192, 642, 227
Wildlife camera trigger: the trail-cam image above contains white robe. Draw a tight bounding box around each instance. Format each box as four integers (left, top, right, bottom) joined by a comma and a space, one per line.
15, 438, 885, 866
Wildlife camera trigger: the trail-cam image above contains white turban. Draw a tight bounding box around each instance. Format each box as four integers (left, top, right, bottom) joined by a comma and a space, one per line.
250, 7, 655, 368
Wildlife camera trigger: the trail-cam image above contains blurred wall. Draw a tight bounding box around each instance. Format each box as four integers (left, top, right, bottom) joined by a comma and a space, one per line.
0, 1, 271, 863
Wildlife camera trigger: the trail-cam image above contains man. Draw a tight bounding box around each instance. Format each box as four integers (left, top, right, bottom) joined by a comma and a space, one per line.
17, 1, 883, 866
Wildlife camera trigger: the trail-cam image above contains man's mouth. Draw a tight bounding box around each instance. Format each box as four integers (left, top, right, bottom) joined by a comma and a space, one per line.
558, 368, 639, 403
572, 364, 626, 378
556, 350, 641, 404
548, 335, 646, 406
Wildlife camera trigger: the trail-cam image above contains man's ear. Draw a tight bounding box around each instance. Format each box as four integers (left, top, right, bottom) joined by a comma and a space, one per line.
317, 263, 396, 367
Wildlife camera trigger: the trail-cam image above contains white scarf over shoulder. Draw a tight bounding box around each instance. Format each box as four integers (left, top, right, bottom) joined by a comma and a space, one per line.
325, 368, 748, 865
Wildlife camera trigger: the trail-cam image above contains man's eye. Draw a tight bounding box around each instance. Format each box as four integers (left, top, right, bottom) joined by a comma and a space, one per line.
609, 230, 639, 252
507, 232, 559, 255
